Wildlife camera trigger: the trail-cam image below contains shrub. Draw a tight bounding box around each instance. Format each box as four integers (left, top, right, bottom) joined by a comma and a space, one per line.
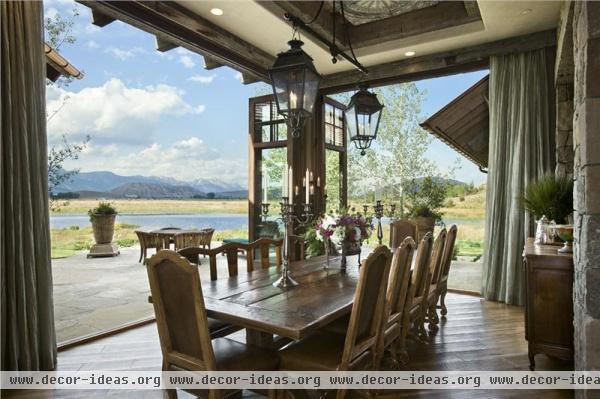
88, 202, 117, 221
406, 177, 447, 222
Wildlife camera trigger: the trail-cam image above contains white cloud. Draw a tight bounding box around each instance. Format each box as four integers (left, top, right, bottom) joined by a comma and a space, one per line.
84, 24, 101, 35
234, 72, 243, 82
188, 74, 216, 84
104, 46, 145, 61
77, 139, 248, 184
46, 78, 200, 145
45, 7, 59, 19
86, 40, 100, 49
195, 105, 206, 114
179, 55, 196, 68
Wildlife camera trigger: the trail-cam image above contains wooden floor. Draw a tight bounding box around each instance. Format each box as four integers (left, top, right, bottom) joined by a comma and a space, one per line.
5, 294, 573, 399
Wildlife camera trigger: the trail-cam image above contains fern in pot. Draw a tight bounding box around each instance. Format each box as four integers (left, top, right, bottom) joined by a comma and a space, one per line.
521, 173, 573, 247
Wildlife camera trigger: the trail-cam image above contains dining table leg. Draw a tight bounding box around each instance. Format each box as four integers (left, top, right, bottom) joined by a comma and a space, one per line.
245, 329, 274, 348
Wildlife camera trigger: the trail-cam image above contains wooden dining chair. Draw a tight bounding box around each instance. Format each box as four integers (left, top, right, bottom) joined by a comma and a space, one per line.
422, 229, 447, 332
135, 230, 162, 263
288, 234, 306, 262
246, 238, 282, 272
435, 225, 458, 318
375, 236, 417, 368
146, 251, 278, 399
389, 219, 418, 250
173, 232, 203, 252
398, 232, 433, 358
278, 246, 392, 399
178, 242, 248, 281
199, 228, 215, 254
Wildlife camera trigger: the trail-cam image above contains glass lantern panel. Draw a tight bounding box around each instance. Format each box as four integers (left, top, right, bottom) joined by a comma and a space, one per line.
370, 109, 382, 138
271, 69, 304, 114
302, 69, 320, 114
345, 107, 357, 141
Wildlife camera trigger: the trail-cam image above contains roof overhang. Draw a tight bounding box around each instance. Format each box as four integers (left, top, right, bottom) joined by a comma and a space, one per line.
45, 43, 83, 82
420, 75, 489, 169
76, 1, 559, 92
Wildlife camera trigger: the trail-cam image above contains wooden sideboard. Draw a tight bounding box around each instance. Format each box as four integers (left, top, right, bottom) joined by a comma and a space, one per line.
523, 238, 574, 370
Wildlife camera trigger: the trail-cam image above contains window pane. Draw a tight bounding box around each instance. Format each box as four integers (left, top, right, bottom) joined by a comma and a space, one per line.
275, 122, 287, 141
325, 150, 341, 213
325, 104, 334, 125
325, 124, 334, 144
335, 127, 344, 146
335, 108, 343, 127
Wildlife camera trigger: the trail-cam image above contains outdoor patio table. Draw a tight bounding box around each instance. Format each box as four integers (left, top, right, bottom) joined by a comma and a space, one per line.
201, 255, 360, 348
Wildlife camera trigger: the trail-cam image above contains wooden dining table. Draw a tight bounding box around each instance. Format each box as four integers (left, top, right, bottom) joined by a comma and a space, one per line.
201, 255, 362, 348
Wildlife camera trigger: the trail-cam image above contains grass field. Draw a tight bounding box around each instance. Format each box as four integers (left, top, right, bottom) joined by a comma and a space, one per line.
52, 199, 247, 215
50, 192, 486, 259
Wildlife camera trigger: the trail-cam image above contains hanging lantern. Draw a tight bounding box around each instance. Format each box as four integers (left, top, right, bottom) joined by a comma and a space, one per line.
268, 39, 321, 138
345, 84, 384, 155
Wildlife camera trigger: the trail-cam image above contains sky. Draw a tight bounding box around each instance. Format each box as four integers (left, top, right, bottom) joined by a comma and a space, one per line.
45, 0, 489, 188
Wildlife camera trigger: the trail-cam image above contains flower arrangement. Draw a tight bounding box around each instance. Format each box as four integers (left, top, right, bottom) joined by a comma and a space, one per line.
315, 211, 373, 246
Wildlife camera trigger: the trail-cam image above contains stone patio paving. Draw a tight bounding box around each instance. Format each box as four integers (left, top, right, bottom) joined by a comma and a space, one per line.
52, 246, 481, 343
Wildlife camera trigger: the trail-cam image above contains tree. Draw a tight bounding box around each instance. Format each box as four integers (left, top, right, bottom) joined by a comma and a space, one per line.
45, 6, 89, 210
342, 83, 459, 213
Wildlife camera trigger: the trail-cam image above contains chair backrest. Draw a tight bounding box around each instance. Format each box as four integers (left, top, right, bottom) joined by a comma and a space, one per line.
198, 228, 215, 246
408, 232, 434, 302
428, 229, 447, 288
439, 225, 458, 283
386, 237, 417, 326
146, 250, 216, 372
178, 242, 247, 281
136, 230, 162, 250
246, 238, 282, 271
174, 232, 203, 251
340, 246, 392, 371
389, 220, 417, 250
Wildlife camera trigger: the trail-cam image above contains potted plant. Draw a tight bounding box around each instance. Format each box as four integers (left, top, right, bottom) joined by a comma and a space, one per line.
405, 177, 446, 239
521, 173, 573, 224
87, 202, 119, 257
521, 173, 573, 247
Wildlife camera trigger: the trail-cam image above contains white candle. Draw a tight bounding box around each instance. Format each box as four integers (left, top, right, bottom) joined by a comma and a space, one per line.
290, 91, 297, 109
288, 166, 293, 199
295, 185, 299, 197
263, 173, 268, 203
282, 167, 287, 198
310, 184, 314, 196
305, 169, 310, 203
316, 176, 321, 188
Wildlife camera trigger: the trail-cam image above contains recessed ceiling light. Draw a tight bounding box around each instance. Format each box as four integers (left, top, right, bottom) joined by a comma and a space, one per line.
405, 51, 416, 57
520, 8, 532, 15
210, 8, 224, 16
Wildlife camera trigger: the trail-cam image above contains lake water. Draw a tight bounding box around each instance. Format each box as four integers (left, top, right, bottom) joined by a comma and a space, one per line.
50, 213, 483, 231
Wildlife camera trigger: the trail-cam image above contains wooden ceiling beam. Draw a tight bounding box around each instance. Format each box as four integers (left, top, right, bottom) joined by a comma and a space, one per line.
348, 2, 482, 50
240, 73, 260, 85
257, 1, 347, 50
91, 9, 116, 27
77, 1, 274, 83
154, 35, 178, 52
203, 55, 224, 70
320, 29, 557, 94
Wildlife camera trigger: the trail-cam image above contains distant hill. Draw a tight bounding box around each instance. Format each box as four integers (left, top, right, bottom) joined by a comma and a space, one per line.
109, 182, 202, 199
55, 170, 246, 198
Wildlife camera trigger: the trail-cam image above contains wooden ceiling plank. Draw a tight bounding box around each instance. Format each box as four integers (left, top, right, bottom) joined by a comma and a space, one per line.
241, 73, 260, 85
320, 29, 556, 93
77, 1, 273, 83
463, 1, 481, 17
348, 2, 481, 50
91, 9, 115, 27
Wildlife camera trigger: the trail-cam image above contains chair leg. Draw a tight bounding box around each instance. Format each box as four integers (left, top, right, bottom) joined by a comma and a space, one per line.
440, 290, 448, 316
138, 245, 144, 263
428, 302, 439, 332
162, 361, 177, 399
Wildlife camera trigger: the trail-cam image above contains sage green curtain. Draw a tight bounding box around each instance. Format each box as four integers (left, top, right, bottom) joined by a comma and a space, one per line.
482, 49, 554, 305
1, 1, 57, 370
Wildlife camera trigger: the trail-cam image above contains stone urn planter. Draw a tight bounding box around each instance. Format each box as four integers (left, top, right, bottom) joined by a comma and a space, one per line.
92, 214, 116, 244
87, 202, 120, 258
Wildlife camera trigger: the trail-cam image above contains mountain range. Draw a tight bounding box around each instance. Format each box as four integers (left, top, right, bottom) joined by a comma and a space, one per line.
55, 171, 246, 199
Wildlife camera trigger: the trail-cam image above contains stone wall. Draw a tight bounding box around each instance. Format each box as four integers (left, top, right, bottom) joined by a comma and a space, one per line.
556, 1, 575, 177
572, 2, 600, 397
